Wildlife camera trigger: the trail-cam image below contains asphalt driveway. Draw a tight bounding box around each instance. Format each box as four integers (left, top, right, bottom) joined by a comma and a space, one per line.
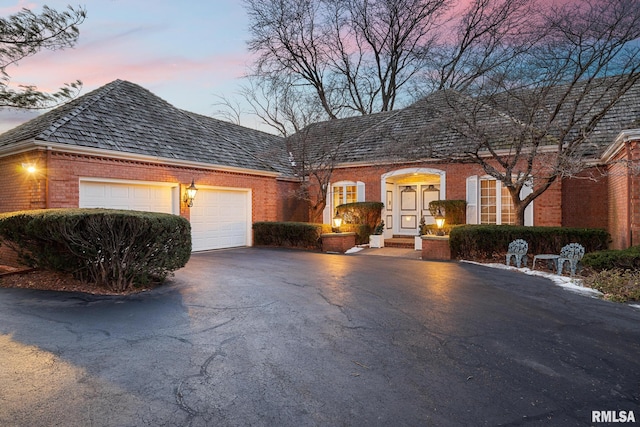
1, 248, 639, 426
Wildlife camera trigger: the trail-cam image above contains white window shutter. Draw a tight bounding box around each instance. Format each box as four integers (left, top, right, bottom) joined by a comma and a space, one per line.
323, 183, 331, 224
520, 179, 534, 226
356, 181, 365, 202
466, 175, 478, 224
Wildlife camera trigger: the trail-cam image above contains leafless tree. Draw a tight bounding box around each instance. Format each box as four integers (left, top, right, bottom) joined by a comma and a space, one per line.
434, 0, 640, 225
426, 0, 539, 93
0, 5, 86, 109
244, 0, 449, 120
238, 0, 640, 227
286, 121, 350, 222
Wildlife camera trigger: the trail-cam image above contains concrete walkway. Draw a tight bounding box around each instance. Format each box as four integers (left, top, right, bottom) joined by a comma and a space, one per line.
352, 245, 423, 259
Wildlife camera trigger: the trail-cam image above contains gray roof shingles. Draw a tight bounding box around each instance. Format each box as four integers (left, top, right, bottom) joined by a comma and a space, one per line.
0, 80, 290, 175
288, 77, 640, 165
3, 77, 638, 175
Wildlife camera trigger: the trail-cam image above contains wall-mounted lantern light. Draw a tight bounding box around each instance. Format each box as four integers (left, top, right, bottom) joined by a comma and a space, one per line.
22, 163, 37, 174
332, 211, 343, 232
184, 179, 198, 207
435, 207, 446, 235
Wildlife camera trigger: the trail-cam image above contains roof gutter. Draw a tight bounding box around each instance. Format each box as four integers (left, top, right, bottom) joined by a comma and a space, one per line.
601, 129, 640, 163
1, 139, 283, 178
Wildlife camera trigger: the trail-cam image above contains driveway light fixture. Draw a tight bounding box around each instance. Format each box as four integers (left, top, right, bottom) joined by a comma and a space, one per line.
332, 211, 343, 232
435, 207, 445, 235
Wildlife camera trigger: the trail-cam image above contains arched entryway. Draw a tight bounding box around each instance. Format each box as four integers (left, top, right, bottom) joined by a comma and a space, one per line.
380, 168, 446, 237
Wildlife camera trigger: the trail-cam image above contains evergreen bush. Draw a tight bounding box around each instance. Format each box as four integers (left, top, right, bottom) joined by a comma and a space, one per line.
449, 225, 610, 261
581, 246, 640, 271
253, 221, 329, 249
0, 209, 192, 292
428, 200, 466, 225
336, 202, 384, 244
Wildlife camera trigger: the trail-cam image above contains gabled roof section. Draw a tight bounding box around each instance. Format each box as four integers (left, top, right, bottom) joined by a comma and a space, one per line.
0, 80, 289, 175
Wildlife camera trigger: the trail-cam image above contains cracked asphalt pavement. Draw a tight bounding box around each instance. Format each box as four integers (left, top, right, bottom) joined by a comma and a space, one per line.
1, 247, 639, 426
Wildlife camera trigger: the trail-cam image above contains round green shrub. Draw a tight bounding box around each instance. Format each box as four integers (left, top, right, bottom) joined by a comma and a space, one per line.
0, 208, 192, 292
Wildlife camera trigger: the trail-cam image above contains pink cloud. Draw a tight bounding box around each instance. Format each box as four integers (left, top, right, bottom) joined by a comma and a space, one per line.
0, 1, 38, 15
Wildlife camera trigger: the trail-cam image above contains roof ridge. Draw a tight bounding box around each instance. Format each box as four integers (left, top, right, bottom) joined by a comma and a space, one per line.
39, 79, 124, 140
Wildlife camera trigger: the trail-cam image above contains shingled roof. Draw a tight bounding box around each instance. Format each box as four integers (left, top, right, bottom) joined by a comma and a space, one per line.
288, 90, 537, 165
0, 80, 290, 175
288, 76, 640, 166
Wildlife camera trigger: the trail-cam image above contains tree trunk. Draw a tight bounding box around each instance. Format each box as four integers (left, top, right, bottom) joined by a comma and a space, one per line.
513, 198, 527, 227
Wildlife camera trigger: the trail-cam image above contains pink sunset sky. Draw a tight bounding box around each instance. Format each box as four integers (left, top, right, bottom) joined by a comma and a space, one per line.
0, 0, 260, 133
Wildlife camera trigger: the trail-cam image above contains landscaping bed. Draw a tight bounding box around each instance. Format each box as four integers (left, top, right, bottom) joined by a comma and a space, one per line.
0, 267, 155, 295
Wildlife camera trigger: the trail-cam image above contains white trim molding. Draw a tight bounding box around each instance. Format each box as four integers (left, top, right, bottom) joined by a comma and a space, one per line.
601, 129, 640, 163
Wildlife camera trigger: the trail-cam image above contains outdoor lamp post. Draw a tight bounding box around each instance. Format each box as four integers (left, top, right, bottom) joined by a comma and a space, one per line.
332, 211, 343, 232
435, 207, 446, 236
184, 179, 198, 207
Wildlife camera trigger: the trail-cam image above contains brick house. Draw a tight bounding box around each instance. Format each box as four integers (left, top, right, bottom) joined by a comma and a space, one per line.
1, 78, 639, 252
287, 83, 640, 250
0, 80, 304, 252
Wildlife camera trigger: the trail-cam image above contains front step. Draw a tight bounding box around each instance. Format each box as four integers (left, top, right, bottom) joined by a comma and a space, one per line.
384, 237, 415, 249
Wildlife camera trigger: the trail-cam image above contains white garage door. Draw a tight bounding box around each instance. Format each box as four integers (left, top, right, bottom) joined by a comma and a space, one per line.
79, 181, 175, 213
190, 188, 250, 251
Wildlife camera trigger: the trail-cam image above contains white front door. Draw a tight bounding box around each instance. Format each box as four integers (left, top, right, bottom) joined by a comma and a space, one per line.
398, 185, 419, 234
396, 184, 441, 235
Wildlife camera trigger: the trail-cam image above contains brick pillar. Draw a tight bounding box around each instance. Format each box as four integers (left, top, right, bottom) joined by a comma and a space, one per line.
421, 236, 451, 260
321, 232, 356, 254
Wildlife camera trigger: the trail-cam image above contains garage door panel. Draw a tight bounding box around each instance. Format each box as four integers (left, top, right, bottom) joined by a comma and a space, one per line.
80, 182, 250, 252
190, 189, 250, 251
79, 182, 174, 214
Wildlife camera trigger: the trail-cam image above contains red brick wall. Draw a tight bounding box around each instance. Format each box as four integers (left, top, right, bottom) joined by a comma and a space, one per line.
0, 149, 289, 225
561, 167, 608, 229
276, 179, 309, 222
0, 151, 48, 212
421, 236, 451, 260
607, 147, 631, 249
629, 142, 640, 248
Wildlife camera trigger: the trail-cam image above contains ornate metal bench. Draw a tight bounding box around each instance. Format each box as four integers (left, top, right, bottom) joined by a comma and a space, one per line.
557, 243, 585, 276
506, 239, 528, 268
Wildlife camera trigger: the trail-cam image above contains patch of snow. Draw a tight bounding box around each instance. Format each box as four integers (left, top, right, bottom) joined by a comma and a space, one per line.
345, 246, 364, 254
462, 260, 603, 298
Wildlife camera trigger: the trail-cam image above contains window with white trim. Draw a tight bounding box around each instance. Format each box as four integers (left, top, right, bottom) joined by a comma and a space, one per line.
326, 181, 366, 223
479, 178, 516, 225
333, 183, 357, 209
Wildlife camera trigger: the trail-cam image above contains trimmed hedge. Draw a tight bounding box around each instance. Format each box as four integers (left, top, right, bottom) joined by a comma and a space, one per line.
253, 222, 331, 249
336, 201, 384, 244
582, 246, 640, 271
449, 225, 610, 261
428, 200, 467, 225
0, 209, 192, 292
